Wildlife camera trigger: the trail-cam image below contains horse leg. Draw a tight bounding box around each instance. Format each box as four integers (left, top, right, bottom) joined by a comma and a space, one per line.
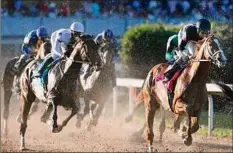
189, 109, 202, 134
190, 116, 200, 134
87, 103, 103, 130
144, 96, 159, 152
28, 100, 39, 118
180, 116, 193, 146
17, 101, 39, 122
3, 88, 12, 137
40, 102, 53, 123
173, 114, 183, 133
50, 100, 62, 133
3, 71, 14, 137
76, 93, 90, 128
61, 102, 78, 127
158, 107, 166, 142
19, 90, 35, 150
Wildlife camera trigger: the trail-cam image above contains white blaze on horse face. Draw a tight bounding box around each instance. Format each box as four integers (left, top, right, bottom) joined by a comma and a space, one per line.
213, 38, 227, 66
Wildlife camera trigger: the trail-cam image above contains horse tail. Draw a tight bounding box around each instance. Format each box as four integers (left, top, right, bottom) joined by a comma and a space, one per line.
214, 81, 233, 101
2, 57, 19, 120
125, 70, 153, 123
35, 41, 51, 60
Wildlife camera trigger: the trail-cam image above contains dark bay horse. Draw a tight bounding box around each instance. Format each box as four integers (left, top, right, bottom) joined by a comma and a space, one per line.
19, 38, 101, 150
128, 36, 227, 152
76, 47, 116, 130
2, 41, 51, 137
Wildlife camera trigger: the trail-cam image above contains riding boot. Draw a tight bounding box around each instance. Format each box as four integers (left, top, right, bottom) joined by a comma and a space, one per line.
33, 54, 53, 77
164, 62, 181, 81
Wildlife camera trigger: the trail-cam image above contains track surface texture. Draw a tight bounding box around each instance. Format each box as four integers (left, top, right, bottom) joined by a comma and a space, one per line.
1, 94, 232, 152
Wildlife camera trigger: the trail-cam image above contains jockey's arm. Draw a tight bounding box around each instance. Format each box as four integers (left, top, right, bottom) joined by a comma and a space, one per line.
51, 32, 63, 59
178, 32, 187, 52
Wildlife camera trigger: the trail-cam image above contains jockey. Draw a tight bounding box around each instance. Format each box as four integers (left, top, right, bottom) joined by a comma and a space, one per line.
83, 29, 115, 79
159, 18, 212, 82
33, 21, 85, 77
13, 26, 49, 75
94, 29, 114, 46
165, 34, 178, 63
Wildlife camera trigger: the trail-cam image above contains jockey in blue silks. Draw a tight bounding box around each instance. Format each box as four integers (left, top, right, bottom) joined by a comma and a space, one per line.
32, 21, 85, 77
13, 26, 49, 75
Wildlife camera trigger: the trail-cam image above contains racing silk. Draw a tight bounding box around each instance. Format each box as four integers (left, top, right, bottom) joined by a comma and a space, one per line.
178, 24, 202, 56
22, 30, 38, 55
165, 34, 178, 62
51, 28, 72, 60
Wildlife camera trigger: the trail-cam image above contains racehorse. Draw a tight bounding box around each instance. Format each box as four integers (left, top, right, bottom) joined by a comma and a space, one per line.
75, 47, 116, 130
18, 37, 101, 150
127, 36, 227, 152
125, 82, 232, 143
2, 41, 51, 137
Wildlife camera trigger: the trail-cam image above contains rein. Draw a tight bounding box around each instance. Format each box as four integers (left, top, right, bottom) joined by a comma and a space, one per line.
66, 57, 92, 65
67, 40, 93, 65
192, 36, 221, 63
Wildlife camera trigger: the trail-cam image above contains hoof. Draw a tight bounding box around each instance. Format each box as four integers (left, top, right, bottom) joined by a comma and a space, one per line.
51, 125, 63, 133
20, 146, 28, 151
40, 117, 47, 123
181, 132, 187, 139
183, 136, 192, 146
146, 146, 156, 152
125, 115, 133, 122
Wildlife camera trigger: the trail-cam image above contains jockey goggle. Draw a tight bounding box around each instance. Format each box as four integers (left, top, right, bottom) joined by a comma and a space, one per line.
71, 31, 82, 38
199, 30, 211, 38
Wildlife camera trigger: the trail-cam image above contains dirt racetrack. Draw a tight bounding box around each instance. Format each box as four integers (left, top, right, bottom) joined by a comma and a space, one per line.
1, 92, 232, 153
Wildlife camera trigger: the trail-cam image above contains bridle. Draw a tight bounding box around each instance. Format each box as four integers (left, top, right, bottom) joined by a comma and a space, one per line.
193, 37, 223, 63
67, 40, 92, 64
204, 37, 224, 62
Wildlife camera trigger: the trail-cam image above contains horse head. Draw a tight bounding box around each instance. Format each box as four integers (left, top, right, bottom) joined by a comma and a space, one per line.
201, 35, 227, 68
100, 48, 114, 66
72, 38, 102, 67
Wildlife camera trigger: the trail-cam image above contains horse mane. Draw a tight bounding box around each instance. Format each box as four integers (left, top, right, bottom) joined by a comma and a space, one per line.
35, 41, 51, 60
173, 36, 213, 102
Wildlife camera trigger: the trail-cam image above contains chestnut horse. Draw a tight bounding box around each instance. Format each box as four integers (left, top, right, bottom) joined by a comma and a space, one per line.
18, 38, 101, 150
2, 41, 51, 137
128, 36, 227, 152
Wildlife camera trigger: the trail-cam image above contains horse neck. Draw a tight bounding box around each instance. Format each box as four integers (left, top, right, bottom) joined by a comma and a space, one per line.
64, 62, 82, 81
189, 40, 211, 83
62, 42, 83, 79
